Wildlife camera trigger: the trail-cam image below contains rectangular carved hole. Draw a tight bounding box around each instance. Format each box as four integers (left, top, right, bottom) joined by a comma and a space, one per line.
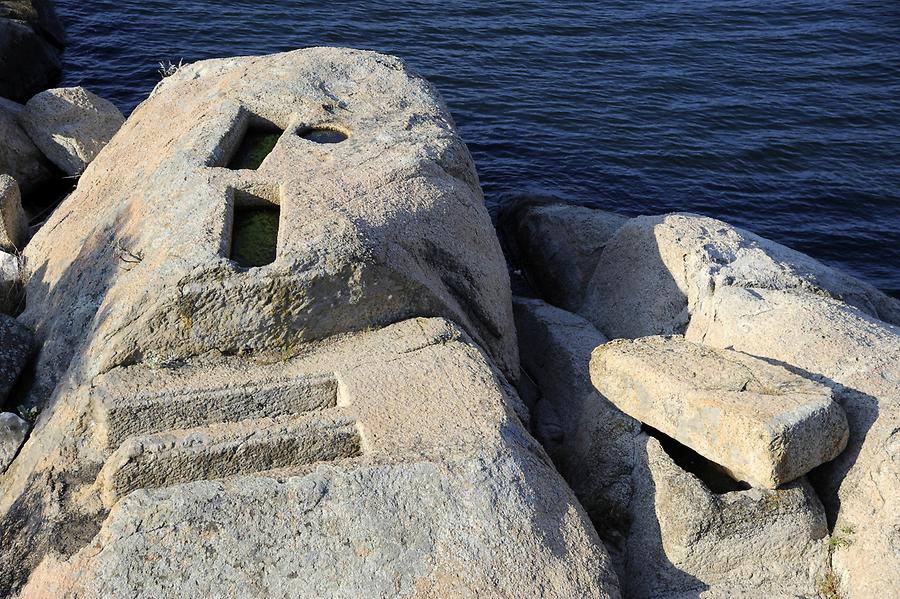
226, 120, 283, 170
229, 186, 280, 268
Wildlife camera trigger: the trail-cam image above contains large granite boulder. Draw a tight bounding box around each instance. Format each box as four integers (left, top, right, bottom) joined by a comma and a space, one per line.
0, 1, 65, 102
9, 318, 620, 598
591, 336, 848, 488
625, 435, 830, 597
20, 48, 517, 410
0, 174, 29, 251
509, 206, 900, 338
19, 87, 125, 175
0, 101, 56, 195
0, 50, 613, 597
688, 286, 900, 597
581, 213, 900, 339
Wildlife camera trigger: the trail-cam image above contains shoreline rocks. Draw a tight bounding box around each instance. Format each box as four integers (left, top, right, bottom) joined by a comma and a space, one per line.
507, 200, 900, 598
0, 175, 28, 251
19, 87, 125, 175
0, 0, 66, 102
0, 48, 622, 599
1, 46, 897, 598
590, 335, 849, 489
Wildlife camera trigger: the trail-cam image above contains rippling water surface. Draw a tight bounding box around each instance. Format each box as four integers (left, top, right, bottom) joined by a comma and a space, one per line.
55, 1, 900, 294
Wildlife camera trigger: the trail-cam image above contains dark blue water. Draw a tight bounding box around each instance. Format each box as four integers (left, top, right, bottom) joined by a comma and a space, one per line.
55, 1, 900, 295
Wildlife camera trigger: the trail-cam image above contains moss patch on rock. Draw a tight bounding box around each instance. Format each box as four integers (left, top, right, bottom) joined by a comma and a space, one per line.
230, 207, 279, 267
228, 130, 281, 170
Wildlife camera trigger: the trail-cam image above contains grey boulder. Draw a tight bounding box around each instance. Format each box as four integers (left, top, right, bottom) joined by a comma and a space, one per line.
0, 100, 55, 195
0, 175, 29, 251
19, 87, 125, 175
0, 2, 63, 103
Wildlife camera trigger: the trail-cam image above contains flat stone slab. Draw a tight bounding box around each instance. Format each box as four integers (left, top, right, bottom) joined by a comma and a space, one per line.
590, 336, 849, 488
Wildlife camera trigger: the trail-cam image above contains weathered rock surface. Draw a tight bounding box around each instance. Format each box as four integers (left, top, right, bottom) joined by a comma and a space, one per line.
0, 174, 29, 251
625, 434, 830, 597
0, 101, 55, 195
1, 49, 615, 598
581, 213, 900, 339
688, 286, 900, 597
19, 87, 125, 175
510, 206, 900, 339
0, 1, 64, 102
0, 313, 33, 403
0, 250, 22, 314
11, 318, 620, 598
591, 336, 848, 488
508, 203, 628, 311
513, 298, 834, 595
513, 297, 640, 562
0, 411, 29, 471
20, 48, 517, 410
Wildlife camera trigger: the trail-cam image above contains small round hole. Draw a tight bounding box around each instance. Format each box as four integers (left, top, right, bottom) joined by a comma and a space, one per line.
300, 127, 348, 144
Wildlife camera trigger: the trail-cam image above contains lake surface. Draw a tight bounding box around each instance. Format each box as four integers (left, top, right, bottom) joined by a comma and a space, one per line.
55, 0, 900, 295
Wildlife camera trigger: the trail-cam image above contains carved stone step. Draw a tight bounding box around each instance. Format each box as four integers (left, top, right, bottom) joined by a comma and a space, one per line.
97, 413, 360, 507
92, 371, 339, 449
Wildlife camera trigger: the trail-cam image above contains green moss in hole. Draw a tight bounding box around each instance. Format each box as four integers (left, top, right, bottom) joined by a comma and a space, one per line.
230, 207, 279, 267
228, 130, 281, 170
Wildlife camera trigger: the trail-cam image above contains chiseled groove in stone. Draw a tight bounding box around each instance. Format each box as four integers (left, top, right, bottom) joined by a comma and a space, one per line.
97, 412, 360, 507
93, 373, 339, 449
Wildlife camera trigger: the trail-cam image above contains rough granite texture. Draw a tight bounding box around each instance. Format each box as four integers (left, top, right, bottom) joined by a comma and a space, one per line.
19, 86, 125, 175
11, 318, 620, 598
0, 313, 33, 404
0, 174, 29, 251
20, 48, 517, 411
624, 435, 830, 597
591, 335, 848, 488
0, 411, 29, 472
687, 286, 900, 598
0, 102, 55, 195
